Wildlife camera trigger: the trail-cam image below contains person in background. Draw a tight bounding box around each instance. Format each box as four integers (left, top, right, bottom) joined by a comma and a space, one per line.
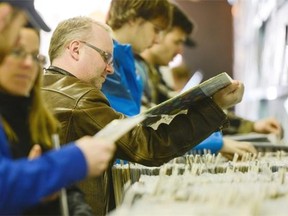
102, 0, 171, 116
0, 1, 115, 214
42, 16, 244, 214
136, 4, 258, 159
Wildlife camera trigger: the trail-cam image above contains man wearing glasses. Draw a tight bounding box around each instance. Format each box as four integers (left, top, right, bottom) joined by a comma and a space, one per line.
42, 16, 245, 215
79, 41, 113, 66
45, 18, 114, 90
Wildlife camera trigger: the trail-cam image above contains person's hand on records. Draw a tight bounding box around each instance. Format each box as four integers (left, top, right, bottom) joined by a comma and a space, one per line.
75, 136, 116, 176
220, 138, 257, 160
253, 117, 284, 139
212, 80, 244, 109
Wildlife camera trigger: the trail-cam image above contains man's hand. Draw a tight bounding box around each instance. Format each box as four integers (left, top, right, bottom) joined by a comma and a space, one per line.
253, 117, 283, 138
212, 80, 244, 109
76, 136, 116, 176
220, 138, 257, 160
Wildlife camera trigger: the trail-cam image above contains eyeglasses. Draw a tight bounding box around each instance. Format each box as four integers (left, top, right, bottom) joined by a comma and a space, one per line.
79, 41, 113, 66
10, 48, 47, 65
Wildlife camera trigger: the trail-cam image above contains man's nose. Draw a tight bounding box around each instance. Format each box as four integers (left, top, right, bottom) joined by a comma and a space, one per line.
105, 63, 114, 74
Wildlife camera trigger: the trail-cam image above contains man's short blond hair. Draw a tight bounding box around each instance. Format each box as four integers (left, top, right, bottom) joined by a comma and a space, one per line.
49, 16, 111, 63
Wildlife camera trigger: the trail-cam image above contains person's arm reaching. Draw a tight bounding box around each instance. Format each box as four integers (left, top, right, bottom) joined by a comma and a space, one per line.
0, 136, 115, 214
253, 117, 283, 138
220, 138, 257, 160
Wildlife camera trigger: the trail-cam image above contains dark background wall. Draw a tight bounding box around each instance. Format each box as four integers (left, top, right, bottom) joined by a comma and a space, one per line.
175, 0, 233, 81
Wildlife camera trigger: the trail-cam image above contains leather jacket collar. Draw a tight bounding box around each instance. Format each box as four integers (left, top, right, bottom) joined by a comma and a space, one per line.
45, 66, 76, 77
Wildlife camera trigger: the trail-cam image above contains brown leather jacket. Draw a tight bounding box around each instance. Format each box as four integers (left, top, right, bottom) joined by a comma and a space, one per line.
42, 68, 228, 215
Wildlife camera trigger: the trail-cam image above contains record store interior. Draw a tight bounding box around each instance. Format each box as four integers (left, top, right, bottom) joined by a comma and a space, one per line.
3, 0, 288, 215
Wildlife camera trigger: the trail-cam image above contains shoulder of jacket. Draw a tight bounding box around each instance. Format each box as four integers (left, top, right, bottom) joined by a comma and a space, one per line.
42, 74, 105, 101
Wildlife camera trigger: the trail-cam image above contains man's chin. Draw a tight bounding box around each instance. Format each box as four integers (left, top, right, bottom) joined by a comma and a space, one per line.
98, 82, 104, 90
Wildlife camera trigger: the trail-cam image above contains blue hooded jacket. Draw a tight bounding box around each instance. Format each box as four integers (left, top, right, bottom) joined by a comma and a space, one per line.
102, 40, 143, 116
